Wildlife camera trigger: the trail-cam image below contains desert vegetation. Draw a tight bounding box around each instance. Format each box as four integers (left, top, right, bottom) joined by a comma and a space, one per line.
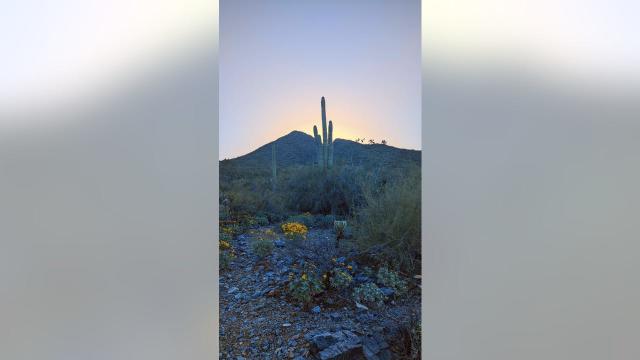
219, 98, 421, 359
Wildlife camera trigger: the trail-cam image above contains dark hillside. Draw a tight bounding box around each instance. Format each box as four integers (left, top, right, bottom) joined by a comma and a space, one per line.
220, 130, 420, 172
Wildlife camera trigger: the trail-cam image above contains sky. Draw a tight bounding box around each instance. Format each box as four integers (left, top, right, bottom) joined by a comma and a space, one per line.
219, 0, 421, 159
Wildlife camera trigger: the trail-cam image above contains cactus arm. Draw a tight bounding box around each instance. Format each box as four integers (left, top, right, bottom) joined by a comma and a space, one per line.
328, 120, 334, 168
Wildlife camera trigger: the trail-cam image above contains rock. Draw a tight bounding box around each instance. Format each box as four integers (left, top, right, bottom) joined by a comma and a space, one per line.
319, 342, 364, 360
311, 306, 321, 314
353, 274, 370, 284
362, 334, 389, 355
310, 330, 360, 351
379, 287, 395, 297
227, 287, 239, 294
275, 239, 285, 247
355, 302, 369, 311
329, 312, 341, 321
282, 323, 292, 327
335, 257, 346, 264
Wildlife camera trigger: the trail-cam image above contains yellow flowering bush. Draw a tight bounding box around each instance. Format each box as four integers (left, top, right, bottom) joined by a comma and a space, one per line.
281, 222, 308, 240
219, 240, 231, 250
288, 272, 323, 304
330, 268, 353, 290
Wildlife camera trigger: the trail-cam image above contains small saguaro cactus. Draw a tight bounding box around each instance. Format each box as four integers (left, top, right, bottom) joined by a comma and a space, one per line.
328, 120, 334, 168
312, 97, 335, 169
313, 125, 322, 166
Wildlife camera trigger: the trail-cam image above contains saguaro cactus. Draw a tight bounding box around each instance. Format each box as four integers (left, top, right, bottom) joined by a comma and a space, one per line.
313, 97, 335, 169
271, 143, 277, 190
313, 125, 322, 166
328, 120, 334, 168
321, 97, 328, 168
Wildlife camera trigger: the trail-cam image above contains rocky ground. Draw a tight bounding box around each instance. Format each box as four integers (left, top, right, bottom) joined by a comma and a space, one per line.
219, 227, 421, 360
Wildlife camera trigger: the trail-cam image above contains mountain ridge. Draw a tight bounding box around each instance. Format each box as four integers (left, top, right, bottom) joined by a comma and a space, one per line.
220, 130, 421, 170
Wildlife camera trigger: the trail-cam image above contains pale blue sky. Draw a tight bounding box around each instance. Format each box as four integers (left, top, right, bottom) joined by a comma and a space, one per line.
219, 0, 421, 159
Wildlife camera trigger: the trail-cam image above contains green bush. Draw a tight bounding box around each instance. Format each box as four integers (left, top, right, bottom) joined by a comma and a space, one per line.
330, 268, 353, 290
353, 282, 386, 308
288, 272, 324, 304
219, 231, 232, 243
377, 267, 408, 297
220, 251, 235, 270
255, 215, 269, 226
315, 214, 336, 228
354, 165, 421, 272
251, 238, 274, 258
286, 213, 315, 228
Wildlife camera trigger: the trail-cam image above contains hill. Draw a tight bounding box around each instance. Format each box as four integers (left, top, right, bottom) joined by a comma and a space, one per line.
220, 130, 421, 172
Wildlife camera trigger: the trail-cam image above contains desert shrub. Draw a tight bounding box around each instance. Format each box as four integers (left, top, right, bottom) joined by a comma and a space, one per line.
330, 268, 353, 290
354, 165, 421, 272
281, 222, 308, 241
353, 282, 386, 308
220, 251, 235, 270
219, 231, 232, 243
282, 166, 366, 216
288, 272, 324, 305
377, 267, 408, 297
219, 239, 232, 251
255, 215, 269, 226
251, 238, 274, 258
362, 266, 376, 278
315, 214, 336, 228
286, 213, 315, 228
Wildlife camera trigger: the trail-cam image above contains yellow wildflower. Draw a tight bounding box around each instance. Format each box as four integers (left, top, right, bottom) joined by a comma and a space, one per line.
301, 273, 308, 281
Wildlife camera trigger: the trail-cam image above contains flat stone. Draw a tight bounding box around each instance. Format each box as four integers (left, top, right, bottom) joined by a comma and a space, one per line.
319, 341, 364, 360
379, 287, 395, 297
227, 287, 239, 294
311, 305, 321, 314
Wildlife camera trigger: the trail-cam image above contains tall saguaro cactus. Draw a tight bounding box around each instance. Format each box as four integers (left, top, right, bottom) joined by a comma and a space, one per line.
321, 97, 328, 168
271, 143, 277, 191
313, 97, 335, 169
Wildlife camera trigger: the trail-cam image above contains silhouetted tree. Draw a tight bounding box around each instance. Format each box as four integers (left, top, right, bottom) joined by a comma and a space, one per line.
368, 139, 375, 144
381, 140, 387, 145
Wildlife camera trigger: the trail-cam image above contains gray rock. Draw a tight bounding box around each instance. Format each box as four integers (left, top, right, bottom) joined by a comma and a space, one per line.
379, 287, 395, 297
274, 239, 285, 247
311, 305, 321, 314
354, 274, 370, 284
227, 287, 239, 294
310, 330, 360, 351
319, 342, 363, 360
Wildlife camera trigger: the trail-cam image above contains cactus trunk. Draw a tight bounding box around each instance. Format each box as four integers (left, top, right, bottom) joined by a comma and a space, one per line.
315, 134, 323, 166
321, 97, 328, 168
313, 125, 322, 166
328, 120, 333, 167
